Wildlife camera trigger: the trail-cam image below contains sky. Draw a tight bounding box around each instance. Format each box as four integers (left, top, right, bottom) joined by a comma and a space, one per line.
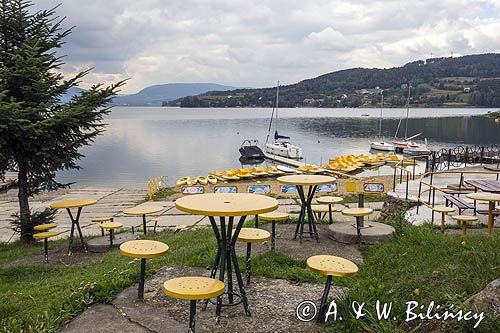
34, 0, 500, 94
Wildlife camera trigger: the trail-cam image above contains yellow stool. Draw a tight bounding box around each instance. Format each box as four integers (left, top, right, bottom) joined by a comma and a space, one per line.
341, 207, 374, 244
451, 215, 478, 238
307, 255, 358, 323
317, 196, 343, 224
163, 277, 224, 332
91, 217, 113, 236
34, 223, 57, 231
432, 206, 455, 233
236, 228, 270, 285
257, 211, 289, 251
99, 222, 123, 248
312, 205, 334, 223
34, 231, 61, 263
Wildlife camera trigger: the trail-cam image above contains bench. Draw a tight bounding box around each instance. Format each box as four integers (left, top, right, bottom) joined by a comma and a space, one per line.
443, 194, 475, 214
442, 189, 474, 196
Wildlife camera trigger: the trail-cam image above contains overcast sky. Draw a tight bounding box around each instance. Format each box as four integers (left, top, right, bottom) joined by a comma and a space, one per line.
34, 0, 500, 94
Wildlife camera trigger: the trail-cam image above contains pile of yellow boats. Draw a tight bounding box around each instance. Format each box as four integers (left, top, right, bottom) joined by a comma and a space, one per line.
176, 166, 286, 186
176, 154, 416, 186
323, 153, 415, 172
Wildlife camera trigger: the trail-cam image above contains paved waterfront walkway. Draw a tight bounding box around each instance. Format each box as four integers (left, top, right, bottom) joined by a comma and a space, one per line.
0, 187, 385, 243
61, 265, 331, 333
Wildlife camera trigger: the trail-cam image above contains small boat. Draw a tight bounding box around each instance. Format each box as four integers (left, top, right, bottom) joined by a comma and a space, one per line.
207, 175, 217, 184
239, 139, 265, 160
403, 145, 431, 156
176, 177, 191, 186
361, 113, 370, 117
196, 176, 208, 185
370, 92, 394, 151
264, 81, 303, 159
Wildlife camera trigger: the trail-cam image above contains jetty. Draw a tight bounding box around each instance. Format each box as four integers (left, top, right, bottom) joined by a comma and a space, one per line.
263, 152, 357, 179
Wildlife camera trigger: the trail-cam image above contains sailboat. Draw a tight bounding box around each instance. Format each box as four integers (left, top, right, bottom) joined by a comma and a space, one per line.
370, 91, 394, 151
392, 84, 431, 155
264, 81, 303, 159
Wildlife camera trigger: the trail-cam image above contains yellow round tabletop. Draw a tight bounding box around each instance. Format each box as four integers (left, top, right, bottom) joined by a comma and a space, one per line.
175, 193, 278, 217
307, 255, 358, 277
258, 211, 290, 221
99, 222, 123, 230
312, 204, 332, 213
34, 223, 57, 231
33, 231, 61, 239
123, 205, 164, 216
317, 196, 343, 204
163, 276, 225, 300
432, 205, 455, 213
466, 192, 500, 202
342, 207, 374, 217
50, 199, 97, 209
235, 228, 271, 243
120, 240, 169, 259
451, 215, 479, 222
277, 175, 336, 186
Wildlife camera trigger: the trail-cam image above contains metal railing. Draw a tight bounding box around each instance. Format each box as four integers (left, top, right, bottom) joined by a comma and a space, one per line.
429, 144, 500, 171
416, 169, 500, 222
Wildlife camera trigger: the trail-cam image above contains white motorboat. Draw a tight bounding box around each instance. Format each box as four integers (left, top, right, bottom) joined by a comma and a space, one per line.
264, 81, 303, 159
403, 146, 431, 155
369, 91, 394, 151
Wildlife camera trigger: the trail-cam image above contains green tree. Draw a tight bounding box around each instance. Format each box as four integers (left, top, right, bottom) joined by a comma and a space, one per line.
0, 0, 124, 243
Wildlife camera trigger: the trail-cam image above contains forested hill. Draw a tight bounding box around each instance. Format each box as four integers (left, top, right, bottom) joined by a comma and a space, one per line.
170, 53, 500, 108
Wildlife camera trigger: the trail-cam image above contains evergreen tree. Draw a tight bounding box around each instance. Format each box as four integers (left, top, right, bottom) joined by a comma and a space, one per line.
0, 0, 124, 243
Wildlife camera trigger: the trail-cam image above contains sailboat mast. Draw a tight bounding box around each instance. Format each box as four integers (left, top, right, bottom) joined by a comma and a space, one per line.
378, 91, 383, 138
275, 81, 279, 132
404, 84, 411, 139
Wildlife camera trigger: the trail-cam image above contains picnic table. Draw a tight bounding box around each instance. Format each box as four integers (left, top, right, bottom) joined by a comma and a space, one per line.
277, 175, 336, 242
465, 179, 500, 193
465, 192, 500, 236
49, 199, 97, 255
175, 193, 278, 317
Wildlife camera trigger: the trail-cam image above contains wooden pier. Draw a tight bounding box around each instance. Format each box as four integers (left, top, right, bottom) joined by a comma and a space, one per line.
263, 152, 356, 179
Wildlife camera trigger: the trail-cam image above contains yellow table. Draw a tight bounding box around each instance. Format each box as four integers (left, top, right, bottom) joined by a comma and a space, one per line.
316, 196, 343, 224
123, 205, 164, 235
466, 192, 500, 235
50, 199, 97, 255
175, 193, 278, 317
120, 240, 169, 299
277, 175, 336, 242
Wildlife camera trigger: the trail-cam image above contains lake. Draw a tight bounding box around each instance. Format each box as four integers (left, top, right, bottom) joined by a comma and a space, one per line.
56, 107, 500, 188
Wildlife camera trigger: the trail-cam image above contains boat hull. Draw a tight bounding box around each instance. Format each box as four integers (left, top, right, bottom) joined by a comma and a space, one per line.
370, 141, 395, 151
265, 142, 302, 159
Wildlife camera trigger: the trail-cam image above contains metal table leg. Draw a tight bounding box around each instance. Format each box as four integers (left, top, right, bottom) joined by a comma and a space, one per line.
142, 214, 147, 234
138, 258, 146, 299
210, 215, 250, 318
67, 207, 87, 255
295, 185, 319, 242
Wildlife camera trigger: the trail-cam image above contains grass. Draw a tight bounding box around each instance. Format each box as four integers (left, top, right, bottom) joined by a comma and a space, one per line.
2, 213, 500, 332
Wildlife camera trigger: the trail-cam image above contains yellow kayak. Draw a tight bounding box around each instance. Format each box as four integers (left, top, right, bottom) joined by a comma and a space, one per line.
207, 175, 217, 184
176, 177, 191, 186
197, 176, 208, 185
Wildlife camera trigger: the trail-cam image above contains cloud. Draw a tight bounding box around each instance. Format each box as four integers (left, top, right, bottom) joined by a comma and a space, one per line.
31, 0, 500, 93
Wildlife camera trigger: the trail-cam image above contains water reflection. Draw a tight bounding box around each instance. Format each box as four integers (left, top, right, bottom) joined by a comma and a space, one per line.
56, 108, 499, 187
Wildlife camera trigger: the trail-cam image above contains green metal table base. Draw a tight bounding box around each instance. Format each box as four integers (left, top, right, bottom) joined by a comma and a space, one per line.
66, 207, 87, 255
204, 215, 250, 322
294, 185, 319, 242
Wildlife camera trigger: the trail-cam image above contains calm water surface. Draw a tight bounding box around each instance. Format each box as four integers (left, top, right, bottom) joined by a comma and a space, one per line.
56, 107, 499, 187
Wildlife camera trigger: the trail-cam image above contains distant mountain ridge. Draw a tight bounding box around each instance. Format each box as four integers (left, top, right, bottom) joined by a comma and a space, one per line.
171, 53, 500, 108
111, 83, 239, 106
